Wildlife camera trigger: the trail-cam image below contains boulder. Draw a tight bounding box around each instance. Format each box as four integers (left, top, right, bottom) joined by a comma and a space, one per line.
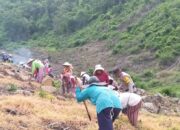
136, 88, 146, 95
178, 100, 180, 105
15, 90, 32, 96
143, 94, 165, 106
42, 76, 54, 86
0, 73, 5, 78
171, 98, 179, 103
41, 86, 56, 93
143, 102, 159, 113
4, 69, 15, 76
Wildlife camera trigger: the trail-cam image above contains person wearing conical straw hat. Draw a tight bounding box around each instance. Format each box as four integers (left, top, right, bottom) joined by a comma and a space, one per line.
63, 62, 73, 74
61, 62, 75, 96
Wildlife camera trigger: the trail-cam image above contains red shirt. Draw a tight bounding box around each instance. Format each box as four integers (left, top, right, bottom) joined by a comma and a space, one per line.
94, 71, 109, 84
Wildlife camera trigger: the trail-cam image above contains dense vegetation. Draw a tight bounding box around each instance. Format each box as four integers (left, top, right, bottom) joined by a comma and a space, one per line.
0, 0, 179, 96
0, 0, 179, 62
0, 0, 127, 48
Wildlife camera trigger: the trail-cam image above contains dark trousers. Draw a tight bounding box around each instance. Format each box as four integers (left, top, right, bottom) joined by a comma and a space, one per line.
97, 107, 121, 130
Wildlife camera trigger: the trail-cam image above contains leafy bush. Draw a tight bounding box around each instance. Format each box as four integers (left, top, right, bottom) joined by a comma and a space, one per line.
98, 34, 108, 40
112, 44, 123, 55
161, 88, 176, 97
8, 84, 18, 92
111, 5, 123, 14
52, 80, 61, 89
87, 68, 94, 76
136, 81, 148, 90
38, 89, 55, 100
147, 80, 162, 88
129, 46, 141, 54
142, 70, 154, 78
72, 38, 87, 47
38, 89, 48, 98
156, 46, 176, 66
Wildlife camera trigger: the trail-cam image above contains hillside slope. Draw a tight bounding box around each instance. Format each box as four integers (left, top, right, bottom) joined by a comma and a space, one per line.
0, 0, 180, 96
0, 62, 180, 130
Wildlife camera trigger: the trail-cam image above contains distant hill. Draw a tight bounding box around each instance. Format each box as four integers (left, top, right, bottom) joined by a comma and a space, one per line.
0, 0, 179, 97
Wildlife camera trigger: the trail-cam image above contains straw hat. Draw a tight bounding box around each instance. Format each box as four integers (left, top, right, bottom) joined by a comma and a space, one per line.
27, 58, 34, 64
80, 72, 86, 76
94, 64, 105, 73
63, 62, 72, 66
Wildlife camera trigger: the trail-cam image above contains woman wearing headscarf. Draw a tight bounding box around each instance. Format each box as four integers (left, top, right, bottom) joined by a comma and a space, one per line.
93, 64, 109, 84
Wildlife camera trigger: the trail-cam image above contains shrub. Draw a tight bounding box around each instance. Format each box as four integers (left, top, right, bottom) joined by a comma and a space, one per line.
8, 84, 18, 92
112, 48, 119, 55
38, 89, 55, 100
136, 81, 148, 90
143, 70, 154, 78
148, 80, 162, 87
110, 25, 118, 31
127, 26, 133, 32
52, 80, 61, 89
138, 43, 145, 49
111, 5, 123, 14
156, 46, 176, 66
87, 68, 94, 76
72, 38, 87, 47
161, 88, 176, 97
98, 34, 108, 40
39, 89, 48, 98
129, 46, 141, 54
112, 44, 123, 55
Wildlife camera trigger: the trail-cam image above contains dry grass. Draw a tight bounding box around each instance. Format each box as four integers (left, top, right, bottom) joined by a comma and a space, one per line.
0, 95, 98, 130
0, 77, 41, 88
138, 111, 180, 130
0, 94, 179, 130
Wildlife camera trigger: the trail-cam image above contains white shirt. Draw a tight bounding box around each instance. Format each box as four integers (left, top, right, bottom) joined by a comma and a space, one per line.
82, 74, 90, 82
119, 92, 142, 109
108, 85, 115, 90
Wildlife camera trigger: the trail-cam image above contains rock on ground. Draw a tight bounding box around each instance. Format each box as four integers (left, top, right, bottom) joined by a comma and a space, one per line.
41, 86, 56, 93
143, 102, 159, 113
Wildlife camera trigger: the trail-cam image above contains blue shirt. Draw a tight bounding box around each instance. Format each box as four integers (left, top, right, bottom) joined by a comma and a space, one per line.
76, 85, 122, 113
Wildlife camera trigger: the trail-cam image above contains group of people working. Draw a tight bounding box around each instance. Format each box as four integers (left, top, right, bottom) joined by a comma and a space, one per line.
77, 65, 141, 130
59, 62, 142, 130
25, 59, 142, 130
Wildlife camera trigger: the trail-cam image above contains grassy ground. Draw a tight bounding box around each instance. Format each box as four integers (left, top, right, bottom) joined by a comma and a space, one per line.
0, 95, 180, 130
1, 0, 180, 98
0, 63, 179, 130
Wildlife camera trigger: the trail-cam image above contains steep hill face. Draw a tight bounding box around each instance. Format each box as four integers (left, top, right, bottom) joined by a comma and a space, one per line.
0, 0, 179, 96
